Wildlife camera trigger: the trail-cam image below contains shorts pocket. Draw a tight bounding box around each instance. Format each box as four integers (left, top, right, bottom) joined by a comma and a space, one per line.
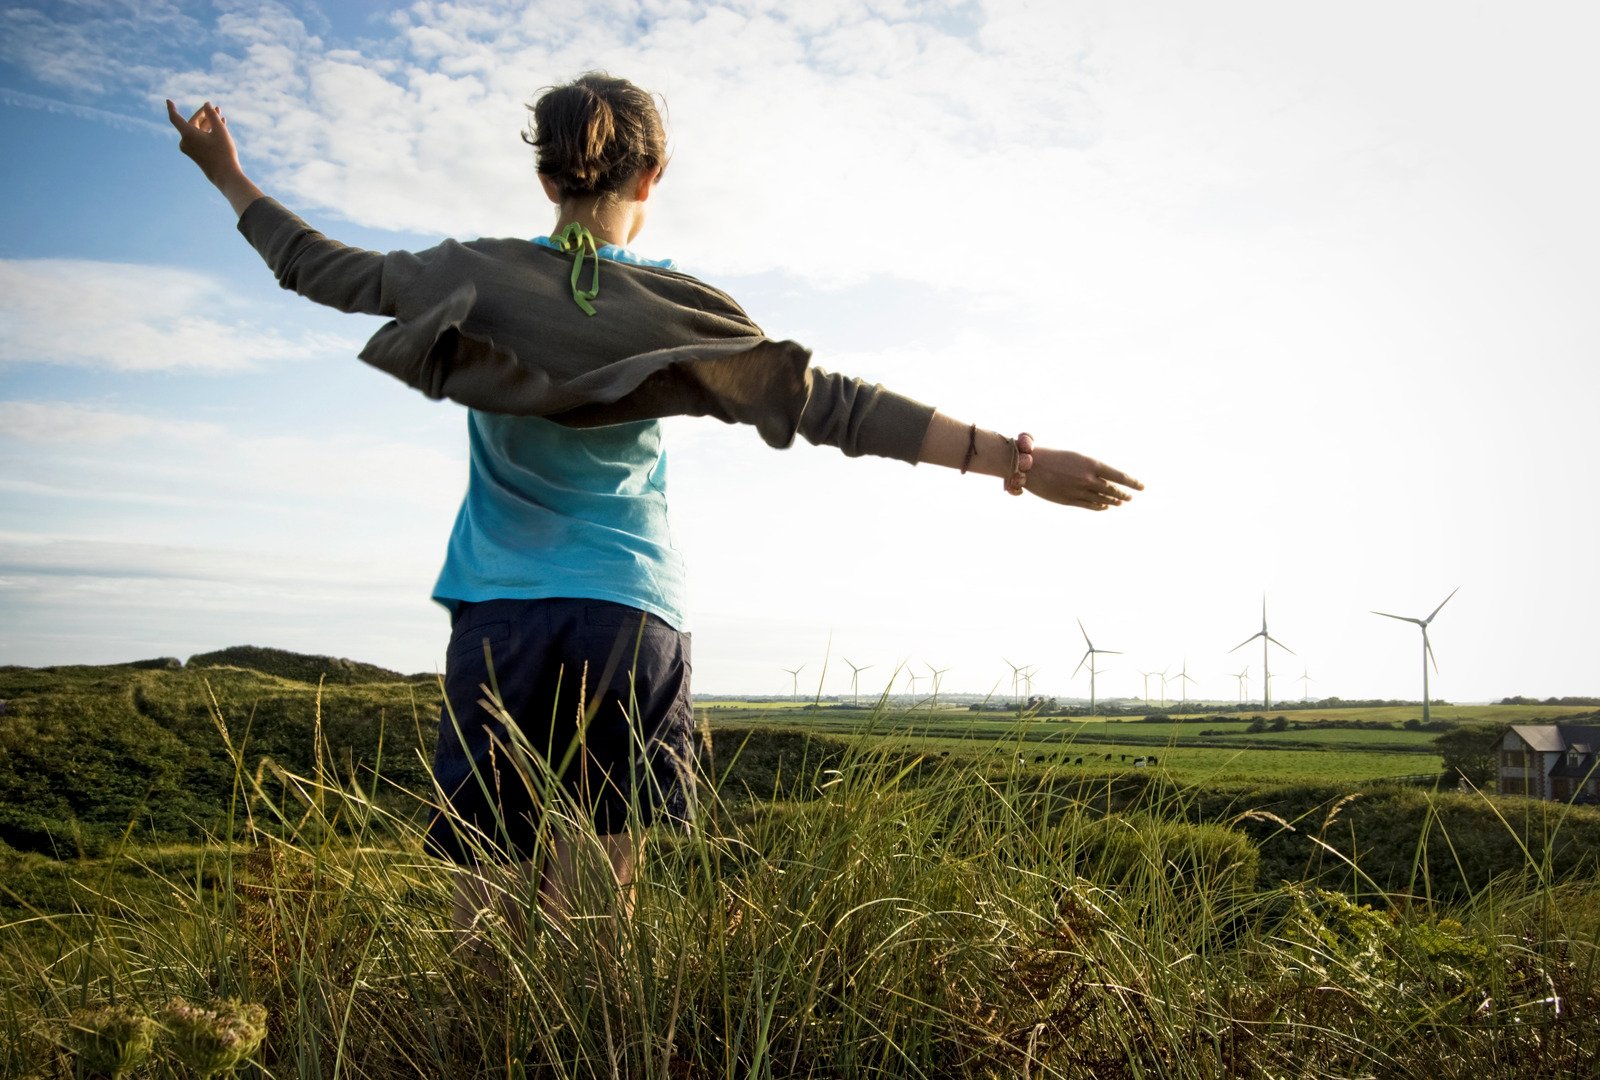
449, 620, 510, 662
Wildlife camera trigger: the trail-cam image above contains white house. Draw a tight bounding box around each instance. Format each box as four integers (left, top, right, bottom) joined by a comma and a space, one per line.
1498, 724, 1600, 803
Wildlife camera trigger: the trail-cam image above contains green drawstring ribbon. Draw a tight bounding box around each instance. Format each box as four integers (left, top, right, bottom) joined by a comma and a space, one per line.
552, 221, 602, 316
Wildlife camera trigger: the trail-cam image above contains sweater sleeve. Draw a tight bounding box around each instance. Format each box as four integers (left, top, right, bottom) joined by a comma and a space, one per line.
796, 369, 936, 463
236, 197, 425, 317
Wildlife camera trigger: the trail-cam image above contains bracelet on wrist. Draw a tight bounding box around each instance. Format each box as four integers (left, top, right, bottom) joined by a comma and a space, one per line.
1004, 432, 1034, 496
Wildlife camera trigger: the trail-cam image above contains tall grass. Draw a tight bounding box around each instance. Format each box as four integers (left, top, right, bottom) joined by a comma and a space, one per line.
2, 690, 1597, 1078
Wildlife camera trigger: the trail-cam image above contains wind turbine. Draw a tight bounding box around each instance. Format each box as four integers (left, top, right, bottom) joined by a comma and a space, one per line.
1297, 667, 1315, 702
1140, 670, 1160, 705
1003, 658, 1026, 703
1230, 597, 1294, 710
1169, 658, 1197, 707
780, 665, 805, 703
1074, 619, 1122, 716
925, 663, 950, 707
1232, 666, 1249, 706
906, 670, 923, 699
1372, 587, 1460, 724
843, 657, 873, 706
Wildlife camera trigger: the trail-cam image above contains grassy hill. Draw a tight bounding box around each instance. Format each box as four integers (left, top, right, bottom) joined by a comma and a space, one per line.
5, 653, 1600, 1076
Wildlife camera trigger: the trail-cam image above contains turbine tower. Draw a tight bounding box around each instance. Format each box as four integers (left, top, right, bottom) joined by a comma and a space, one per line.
1372, 587, 1459, 724
1074, 619, 1122, 716
1232, 666, 1249, 706
1230, 597, 1294, 710
781, 665, 805, 703
1140, 670, 1160, 705
843, 657, 873, 706
1170, 658, 1197, 706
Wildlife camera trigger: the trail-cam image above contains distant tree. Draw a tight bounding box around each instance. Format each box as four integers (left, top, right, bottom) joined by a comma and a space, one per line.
1246, 717, 1267, 734
1269, 716, 1288, 732
1435, 724, 1502, 785
1403, 718, 1422, 731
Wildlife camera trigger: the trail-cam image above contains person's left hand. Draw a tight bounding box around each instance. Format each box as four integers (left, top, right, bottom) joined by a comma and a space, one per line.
166, 100, 243, 185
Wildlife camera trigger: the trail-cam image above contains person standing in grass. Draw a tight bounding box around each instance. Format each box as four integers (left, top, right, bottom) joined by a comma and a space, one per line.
167, 73, 1143, 953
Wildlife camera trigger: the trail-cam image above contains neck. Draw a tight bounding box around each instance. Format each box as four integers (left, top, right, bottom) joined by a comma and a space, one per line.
553, 196, 636, 248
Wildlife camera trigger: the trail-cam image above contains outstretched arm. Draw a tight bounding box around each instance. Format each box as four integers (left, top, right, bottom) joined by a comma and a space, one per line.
166, 100, 263, 217
917, 412, 1142, 511
167, 99, 402, 317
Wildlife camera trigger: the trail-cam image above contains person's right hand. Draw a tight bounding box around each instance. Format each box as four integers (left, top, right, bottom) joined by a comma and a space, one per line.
1025, 447, 1143, 511
166, 100, 242, 185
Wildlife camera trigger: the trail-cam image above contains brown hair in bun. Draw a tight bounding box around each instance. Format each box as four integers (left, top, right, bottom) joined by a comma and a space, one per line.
525, 72, 667, 200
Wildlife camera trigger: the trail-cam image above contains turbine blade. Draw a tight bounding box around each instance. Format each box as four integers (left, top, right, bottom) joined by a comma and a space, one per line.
1073, 650, 1090, 678
1425, 633, 1439, 675
1267, 635, 1295, 655
1229, 632, 1262, 653
1077, 617, 1091, 647
1372, 610, 1424, 625
1424, 586, 1461, 625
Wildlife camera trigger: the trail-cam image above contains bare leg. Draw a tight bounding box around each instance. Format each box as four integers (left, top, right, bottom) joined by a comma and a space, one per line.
539, 829, 642, 927
449, 858, 538, 979
448, 829, 641, 974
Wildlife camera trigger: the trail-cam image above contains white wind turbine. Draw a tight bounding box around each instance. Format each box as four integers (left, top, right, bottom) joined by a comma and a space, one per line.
1230, 597, 1294, 710
925, 663, 950, 707
1074, 619, 1122, 716
843, 657, 873, 706
1169, 658, 1197, 707
1003, 658, 1027, 704
1232, 666, 1249, 706
1298, 667, 1315, 702
1372, 587, 1460, 724
780, 665, 805, 703
1140, 670, 1161, 705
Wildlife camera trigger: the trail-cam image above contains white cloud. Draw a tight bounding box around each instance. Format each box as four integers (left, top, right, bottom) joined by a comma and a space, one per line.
0, 400, 466, 518
0, 401, 223, 444
0, 86, 169, 135
0, 258, 361, 371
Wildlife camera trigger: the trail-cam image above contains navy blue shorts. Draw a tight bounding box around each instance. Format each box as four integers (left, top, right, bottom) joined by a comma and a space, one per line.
424, 597, 696, 865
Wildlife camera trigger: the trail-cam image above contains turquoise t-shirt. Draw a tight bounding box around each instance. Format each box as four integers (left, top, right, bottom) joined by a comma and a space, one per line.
430, 239, 688, 629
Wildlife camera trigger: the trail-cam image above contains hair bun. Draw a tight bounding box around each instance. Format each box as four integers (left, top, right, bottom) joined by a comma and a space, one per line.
526, 72, 667, 199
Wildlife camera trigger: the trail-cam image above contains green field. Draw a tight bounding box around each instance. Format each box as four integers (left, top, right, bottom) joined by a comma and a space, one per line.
696, 702, 1600, 784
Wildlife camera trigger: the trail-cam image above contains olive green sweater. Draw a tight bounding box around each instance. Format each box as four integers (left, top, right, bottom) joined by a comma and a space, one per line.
237, 197, 935, 462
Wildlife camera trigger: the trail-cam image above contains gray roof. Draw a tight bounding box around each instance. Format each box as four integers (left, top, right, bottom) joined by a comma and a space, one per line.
1511, 725, 1569, 752
1510, 724, 1600, 754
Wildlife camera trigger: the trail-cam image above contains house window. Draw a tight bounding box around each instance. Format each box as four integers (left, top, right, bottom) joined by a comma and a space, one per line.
1503, 749, 1526, 769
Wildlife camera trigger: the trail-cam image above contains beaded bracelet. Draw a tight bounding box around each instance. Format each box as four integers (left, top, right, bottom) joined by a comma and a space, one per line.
1004, 432, 1034, 496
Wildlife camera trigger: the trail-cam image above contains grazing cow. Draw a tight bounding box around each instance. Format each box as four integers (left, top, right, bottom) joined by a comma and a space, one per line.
1075, 756, 1084, 765
1103, 753, 1112, 761
1148, 755, 1159, 766
1134, 757, 1147, 768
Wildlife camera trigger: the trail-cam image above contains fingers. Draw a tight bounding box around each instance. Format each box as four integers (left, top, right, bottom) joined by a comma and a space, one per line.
1098, 464, 1144, 491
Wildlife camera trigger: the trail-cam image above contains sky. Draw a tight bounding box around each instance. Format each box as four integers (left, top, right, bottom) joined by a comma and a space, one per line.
1, 0, 1596, 704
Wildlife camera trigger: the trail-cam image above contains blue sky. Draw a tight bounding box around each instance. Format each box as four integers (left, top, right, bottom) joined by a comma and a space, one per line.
2, 0, 1597, 702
